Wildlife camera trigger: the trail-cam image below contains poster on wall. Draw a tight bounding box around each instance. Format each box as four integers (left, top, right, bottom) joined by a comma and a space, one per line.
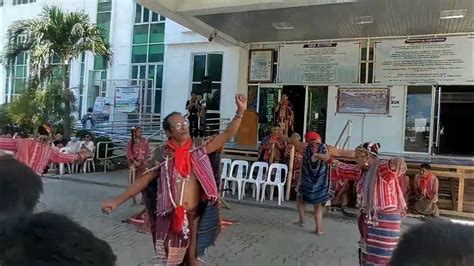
277, 42, 360, 85
374, 36, 474, 85
248, 49, 274, 83
337, 87, 390, 114
114, 86, 140, 113
93, 96, 112, 121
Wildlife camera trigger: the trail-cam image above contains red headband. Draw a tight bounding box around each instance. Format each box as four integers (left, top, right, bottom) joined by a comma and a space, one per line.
305, 131, 321, 142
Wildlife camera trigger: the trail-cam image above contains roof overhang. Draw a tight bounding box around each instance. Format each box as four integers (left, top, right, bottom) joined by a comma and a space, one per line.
138, 0, 474, 45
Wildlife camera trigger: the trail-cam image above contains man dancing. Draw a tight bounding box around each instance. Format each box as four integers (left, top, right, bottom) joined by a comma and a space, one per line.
0, 125, 84, 175
315, 142, 407, 266
101, 94, 247, 265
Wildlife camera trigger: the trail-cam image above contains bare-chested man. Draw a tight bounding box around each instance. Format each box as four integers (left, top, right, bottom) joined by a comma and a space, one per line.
101, 94, 247, 265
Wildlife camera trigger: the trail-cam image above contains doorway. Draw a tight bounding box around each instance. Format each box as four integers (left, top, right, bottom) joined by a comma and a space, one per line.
306, 86, 328, 142
282, 86, 306, 138
437, 86, 474, 155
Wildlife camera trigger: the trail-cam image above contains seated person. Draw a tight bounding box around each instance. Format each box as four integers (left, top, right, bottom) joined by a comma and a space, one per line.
258, 126, 286, 163
0, 212, 116, 266
413, 163, 439, 217
391, 220, 474, 266
53, 132, 68, 148
79, 134, 95, 159
0, 157, 43, 217
66, 135, 82, 153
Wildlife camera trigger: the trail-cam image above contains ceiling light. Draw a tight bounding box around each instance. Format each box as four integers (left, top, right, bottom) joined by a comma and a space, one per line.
440, 9, 467, 19
272, 22, 294, 30
349, 16, 373, 25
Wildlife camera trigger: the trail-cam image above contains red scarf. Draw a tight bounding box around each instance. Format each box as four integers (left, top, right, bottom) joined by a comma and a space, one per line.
420, 172, 434, 193
166, 139, 192, 177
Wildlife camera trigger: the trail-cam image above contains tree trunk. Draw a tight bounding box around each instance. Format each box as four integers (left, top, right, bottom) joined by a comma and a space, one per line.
62, 64, 72, 139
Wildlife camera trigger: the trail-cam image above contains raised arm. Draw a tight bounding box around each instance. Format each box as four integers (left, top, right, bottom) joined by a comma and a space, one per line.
328, 145, 356, 158
101, 171, 157, 214
0, 138, 19, 152
206, 94, 247, 154
313, 153, 362, 181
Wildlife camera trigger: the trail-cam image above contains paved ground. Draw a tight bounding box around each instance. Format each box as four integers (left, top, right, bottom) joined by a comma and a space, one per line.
40, 171, 424, 266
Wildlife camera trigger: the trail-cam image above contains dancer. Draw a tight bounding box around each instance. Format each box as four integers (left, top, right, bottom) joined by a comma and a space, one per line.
413, 163, 439, 217
275, 94, 294, 137
293, 132, 329, 235
0, 124, 85, 175
258, 126, 286, 163
315, 142, 407, 266
101, 94, 247, 265
127, 126, 150, 204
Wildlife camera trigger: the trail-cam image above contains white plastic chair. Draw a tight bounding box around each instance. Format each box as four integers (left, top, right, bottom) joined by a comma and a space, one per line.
260, 163, 288, 206
58, 147, 74, 175
220, 158, 232, 196
83, 148, 96, 173
222, 160, 249, 198
241, 161, 268, 201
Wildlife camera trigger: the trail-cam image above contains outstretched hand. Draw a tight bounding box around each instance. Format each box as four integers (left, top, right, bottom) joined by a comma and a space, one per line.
235, 94, 247, 114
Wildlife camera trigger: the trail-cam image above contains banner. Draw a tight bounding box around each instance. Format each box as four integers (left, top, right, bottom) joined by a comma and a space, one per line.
277, 42, 360, 85
114, 86, 140, 113
337, 87, 390, 114
374, 36, 474, 85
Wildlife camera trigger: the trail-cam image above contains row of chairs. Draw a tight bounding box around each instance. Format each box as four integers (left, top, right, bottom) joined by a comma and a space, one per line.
57, 147, 96, 175
220, 159, 289, 206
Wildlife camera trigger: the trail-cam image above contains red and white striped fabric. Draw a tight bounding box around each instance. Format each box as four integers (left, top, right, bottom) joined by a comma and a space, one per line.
0, 138, 78, 175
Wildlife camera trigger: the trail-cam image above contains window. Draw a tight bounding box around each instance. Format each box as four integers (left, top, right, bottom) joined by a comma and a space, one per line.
94, 0, 112, 71
191, 53, 223, 112
12, 0, 35, 5
6, 51, 29, 101
130, 4, 166, 114
360, 43, 374, 84
404, 86, 433, 153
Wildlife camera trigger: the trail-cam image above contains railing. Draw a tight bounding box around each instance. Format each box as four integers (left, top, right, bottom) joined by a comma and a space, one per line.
96, 141, 128, 173
335, 119, 352, 150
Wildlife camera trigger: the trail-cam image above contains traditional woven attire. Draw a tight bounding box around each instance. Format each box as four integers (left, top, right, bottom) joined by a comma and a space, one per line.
333, 160, 406, 266
414, 173, 438, 216
298, 143, 330, 204
127, 138, 150, 177
258, 135, 286, 163
145, 141, 220, 265
0, 138, 78, 175
285, 144, 303, 187
275, 100, 294, 137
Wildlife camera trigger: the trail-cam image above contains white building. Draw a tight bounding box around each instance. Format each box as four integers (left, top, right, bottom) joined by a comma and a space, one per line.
1, 0, 474, 157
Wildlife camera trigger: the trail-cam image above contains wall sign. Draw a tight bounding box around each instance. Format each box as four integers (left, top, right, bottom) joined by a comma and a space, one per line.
114, 86, 140, 113
248, 49, 274, 83
337, 87, 390, 114
374, 36, 474, 85
277, 42, 360, 85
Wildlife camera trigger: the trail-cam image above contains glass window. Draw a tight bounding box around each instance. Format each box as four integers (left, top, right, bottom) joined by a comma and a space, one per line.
207, 54, 223, 81
135, 4, 142, 23
155, 65, 163, 88
133, 25, 149, 44
149, 23, 165, 43
98, 2, 112, 12
159, 15, 166, 21
192, 55, 206, 82
148, 44, 164, 63
404, 86, 432, 153
94, 55, 106, 70
148, 65, 155, 79
152, 12, 159, 22
132, 45, 147, 63
206, 85, 221, 111
143, 8, 150, 23
154, 90, 162, 113
131, 65, 138, 79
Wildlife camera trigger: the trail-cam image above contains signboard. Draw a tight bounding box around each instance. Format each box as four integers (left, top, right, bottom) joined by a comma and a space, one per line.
277, 42, 360, 85
337, 87, 390, 114
248, 49, 274, 83
374, 36, 474, 85
114, 86, 140, 113
93, 96, 112, 121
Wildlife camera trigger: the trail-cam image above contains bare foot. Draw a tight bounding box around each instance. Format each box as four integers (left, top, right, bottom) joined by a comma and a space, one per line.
315, 231, 325, 235
293, 221, 305, 227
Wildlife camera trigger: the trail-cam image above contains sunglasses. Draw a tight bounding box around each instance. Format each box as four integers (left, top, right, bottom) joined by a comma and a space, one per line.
171, 120, 189, 130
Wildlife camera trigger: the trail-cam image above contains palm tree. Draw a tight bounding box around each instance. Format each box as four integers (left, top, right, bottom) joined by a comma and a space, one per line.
3, 5, 113, 138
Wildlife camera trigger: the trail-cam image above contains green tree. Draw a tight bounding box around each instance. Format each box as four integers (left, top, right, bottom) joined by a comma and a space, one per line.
3, 5, 112, 138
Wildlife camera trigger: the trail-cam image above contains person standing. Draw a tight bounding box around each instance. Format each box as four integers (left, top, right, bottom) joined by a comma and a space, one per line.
186, 92, 202, 139
101, 94, 247, 265
0, 125, 83, 175
81, 108, 96, 130
127, 126, 150, 204
275, 94, 294, 137
257, 126, 286, 163
315, 142, 407, 266
293, 132, 329, 235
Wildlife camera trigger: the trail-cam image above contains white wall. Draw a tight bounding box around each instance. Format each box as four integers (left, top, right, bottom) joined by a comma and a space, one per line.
162, 41, 247, 122
165, 20, 208, 45
325, 85, 406, 153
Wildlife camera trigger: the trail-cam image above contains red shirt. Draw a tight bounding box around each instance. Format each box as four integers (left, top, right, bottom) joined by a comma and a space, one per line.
0, 138, 78, 175
334, 160, 403, 211
127, 138, 150, 164
415, 173, 438, 201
